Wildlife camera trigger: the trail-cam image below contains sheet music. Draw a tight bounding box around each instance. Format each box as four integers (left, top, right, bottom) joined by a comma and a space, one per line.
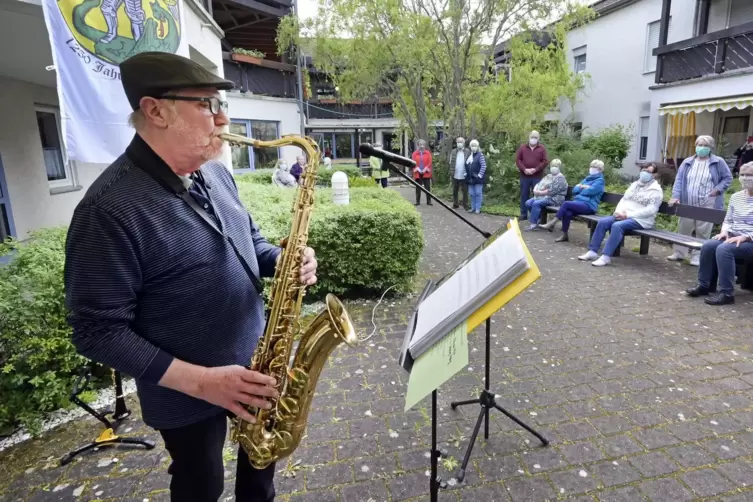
408, 229, 528, 357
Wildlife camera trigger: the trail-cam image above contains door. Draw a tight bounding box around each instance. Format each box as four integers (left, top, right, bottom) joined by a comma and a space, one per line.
0, 154, 16, 242
720, 114, 750, 166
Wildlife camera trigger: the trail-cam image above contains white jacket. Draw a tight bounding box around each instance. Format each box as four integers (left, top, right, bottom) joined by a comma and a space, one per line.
615, 179, 663, 228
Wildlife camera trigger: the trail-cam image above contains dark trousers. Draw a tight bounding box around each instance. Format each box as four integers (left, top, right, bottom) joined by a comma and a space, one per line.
415, 177, 432, 204
375, 178, 388, 188
555, 201, 594, 232
519, 177, 541, 218
452, 178, 468, 208
698, 239, 753, 295
159, 412, 275, 502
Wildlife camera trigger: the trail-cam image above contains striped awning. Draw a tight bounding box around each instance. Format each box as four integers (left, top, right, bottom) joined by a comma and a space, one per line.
659, 95, 753, 115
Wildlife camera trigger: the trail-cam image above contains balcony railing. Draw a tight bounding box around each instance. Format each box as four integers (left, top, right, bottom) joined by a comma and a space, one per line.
654, 21, 753, 84
306, 101, 394, 120
222, 59, 298, 99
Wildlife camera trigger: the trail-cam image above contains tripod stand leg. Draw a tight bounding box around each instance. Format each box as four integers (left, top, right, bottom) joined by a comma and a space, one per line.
493, 404, 549, 446
450, 398, 480, 409
456, 405, 487, 483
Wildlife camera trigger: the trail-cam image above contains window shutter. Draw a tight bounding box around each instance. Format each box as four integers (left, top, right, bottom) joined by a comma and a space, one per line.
645, 18, 672, 72
730, 0, 753, 26
639, 117, 649, 137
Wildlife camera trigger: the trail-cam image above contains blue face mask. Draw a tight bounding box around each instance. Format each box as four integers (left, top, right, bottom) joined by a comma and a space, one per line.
696, 146, 711, 157
639, 171, 653, 183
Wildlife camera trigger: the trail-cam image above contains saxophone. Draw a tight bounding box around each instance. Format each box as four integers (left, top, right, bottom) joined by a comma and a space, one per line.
219, 132, 357, 469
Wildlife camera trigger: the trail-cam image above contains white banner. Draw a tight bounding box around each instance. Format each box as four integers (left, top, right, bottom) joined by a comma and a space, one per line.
41, 0, 188, 164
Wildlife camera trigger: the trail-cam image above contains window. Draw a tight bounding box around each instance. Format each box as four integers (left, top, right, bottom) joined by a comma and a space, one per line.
638, 117, 649, 160
229, 119, 280, 172
571, 122, 583, 140
572, 46, 587, 74
334, 133, 353, 158
729, 0, 753, 28
645, 18, 672, 73
35, 105, 73, 189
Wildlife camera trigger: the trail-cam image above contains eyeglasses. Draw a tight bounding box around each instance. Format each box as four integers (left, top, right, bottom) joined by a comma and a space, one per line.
159, 95, 228, 115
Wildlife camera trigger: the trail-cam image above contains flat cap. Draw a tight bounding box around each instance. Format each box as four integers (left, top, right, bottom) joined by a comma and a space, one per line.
120, 52, 235, 110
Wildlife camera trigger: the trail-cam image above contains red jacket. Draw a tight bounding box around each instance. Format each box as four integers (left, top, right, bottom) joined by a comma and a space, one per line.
411, 149, 433, 179
515, 144, 548, 178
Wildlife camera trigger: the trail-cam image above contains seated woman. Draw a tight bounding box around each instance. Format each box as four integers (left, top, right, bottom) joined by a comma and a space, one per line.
686, 161, 753, 305
272, 161, 297, 188
524, 159, 568, 231
540, 160, 606, 242
578, 164, 663, 266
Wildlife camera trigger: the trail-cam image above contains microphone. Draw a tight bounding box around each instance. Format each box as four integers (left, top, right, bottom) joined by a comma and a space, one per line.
359, 143, 416, 168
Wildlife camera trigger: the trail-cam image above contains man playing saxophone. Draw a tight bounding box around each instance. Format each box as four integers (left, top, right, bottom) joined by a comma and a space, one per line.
64, 52, 317, 502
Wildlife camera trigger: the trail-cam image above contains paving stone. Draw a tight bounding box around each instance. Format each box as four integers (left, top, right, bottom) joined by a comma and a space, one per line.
663, 444, 716, 468
289, 488, 340, 502
305, 461, 354, 490
639, 478, 694, 502
456, 481, 510, 501
681, 468, 736, 497
519, 448, 567, 473
699, 437, 750, 460
387, 471, 428, 501
502, 475, 557, 502
557, 441, 605, 464
354, 454, 399, 481
631, 427, 681, 450
340, 480, 391, 502
474, 455, 523, 481
554, 421, 600, 441
715, 459, 753, 488
596, 485, 647, 502
547, 467, 600, 495
628, 451, 680, 477
587, 414, 633, 435
595, 434, 644, 457
587, 460, 641, 487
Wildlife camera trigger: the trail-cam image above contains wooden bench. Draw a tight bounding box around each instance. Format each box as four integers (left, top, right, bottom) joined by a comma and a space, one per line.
538, 188, 753, 289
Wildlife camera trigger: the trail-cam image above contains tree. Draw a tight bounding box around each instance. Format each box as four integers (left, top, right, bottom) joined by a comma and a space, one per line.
277, 0, 593, 155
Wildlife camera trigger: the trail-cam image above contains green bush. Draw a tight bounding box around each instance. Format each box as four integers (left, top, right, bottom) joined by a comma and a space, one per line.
581, 124, 634, 170
236, 182, 424, 298
235, 165, 363, 186
0, 228, 92, 434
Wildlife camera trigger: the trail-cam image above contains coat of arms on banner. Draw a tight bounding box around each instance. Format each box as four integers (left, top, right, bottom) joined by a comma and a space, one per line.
58, 0, 181, 68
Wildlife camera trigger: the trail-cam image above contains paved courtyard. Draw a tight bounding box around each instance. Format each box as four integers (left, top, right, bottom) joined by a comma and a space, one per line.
2, 186, 753, 502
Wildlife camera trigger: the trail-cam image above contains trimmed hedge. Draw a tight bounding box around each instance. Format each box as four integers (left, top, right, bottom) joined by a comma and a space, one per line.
236, 181, 424, 298
236, 165, 362, 186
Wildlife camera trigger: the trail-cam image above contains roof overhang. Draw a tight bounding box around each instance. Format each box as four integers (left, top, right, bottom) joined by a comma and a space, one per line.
211, 0, 292, 58
658, 95, 753, 115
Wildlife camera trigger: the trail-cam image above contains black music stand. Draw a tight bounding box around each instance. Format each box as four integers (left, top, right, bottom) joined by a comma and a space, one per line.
60, 368, 155, 466
372, 143, 549, 500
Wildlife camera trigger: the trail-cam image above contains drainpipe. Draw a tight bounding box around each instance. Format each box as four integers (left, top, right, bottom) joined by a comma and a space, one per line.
293, 0, 306, 137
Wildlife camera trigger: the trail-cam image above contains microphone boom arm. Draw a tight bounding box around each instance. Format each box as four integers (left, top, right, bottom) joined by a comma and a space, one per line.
359, 144, 491, 239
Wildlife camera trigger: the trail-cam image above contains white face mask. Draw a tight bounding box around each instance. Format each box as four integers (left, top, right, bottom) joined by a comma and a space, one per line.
741, 175, 753, 189
529, 138, 538, 145
457, 142, 464, 149
589, 167, 600, 175
551, 167, 560, 175
280, 164, 289, 171
471, 146, 478, 152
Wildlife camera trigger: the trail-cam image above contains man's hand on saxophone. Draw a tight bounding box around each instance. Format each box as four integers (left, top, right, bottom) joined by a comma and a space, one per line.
158, 360, 278, 424
300, 247, 318, 286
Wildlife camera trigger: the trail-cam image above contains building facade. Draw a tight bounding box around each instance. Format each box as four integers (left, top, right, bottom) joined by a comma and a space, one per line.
508, 0, 753, 174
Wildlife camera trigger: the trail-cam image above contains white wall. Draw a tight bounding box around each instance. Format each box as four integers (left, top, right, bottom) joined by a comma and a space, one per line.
559, 0, 698, 173
647, 71, 753, 160
183, 0, 224, 73
0, 76, 105, 238
225, 92, 303, 168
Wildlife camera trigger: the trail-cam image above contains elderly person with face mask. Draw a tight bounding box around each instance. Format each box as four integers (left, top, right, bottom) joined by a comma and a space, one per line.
63, 52, 319, 502
686, 161, 753, 305
516, 130, 549, 220
667, 135, 732, 266
449, 136, 471, 209
273, 160, 297, 188
465, 139, 487, 214
370, 142, 390, 187
541, 160, 606, 242
290, 155, 306, 184
524, 159, 568, 230
411, 139, 433, 205
579, 164, 663, 266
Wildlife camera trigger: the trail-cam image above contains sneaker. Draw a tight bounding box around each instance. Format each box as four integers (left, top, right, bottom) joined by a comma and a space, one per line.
578, 250, 599, 261
667, 252, 684, 261
689, 255, 700, 267
592, 255, 611, 267
524, 224, 538, 232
